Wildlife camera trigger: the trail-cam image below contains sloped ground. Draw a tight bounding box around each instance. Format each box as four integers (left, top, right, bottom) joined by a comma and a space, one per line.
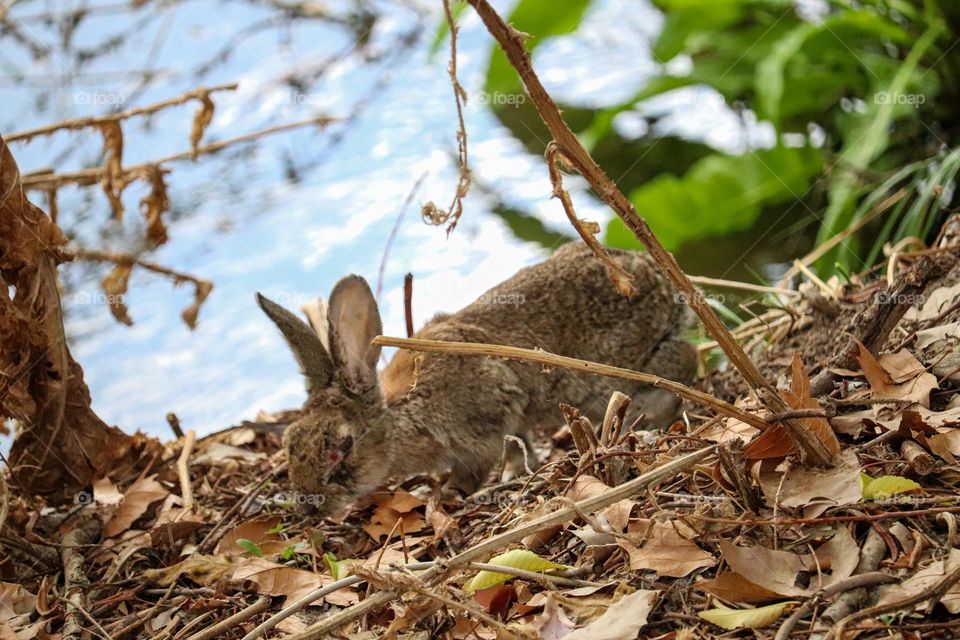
3, 240, 960, 640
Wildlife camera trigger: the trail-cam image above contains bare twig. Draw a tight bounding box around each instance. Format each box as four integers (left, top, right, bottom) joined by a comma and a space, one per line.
176, 430, 196, 512
422, 0, 471, 232
6, 84, 238, 143
184, 596, 270, 640
546, 142, 636, 297
60, 519, 103, 640
376, 171, 428, 301
21, 116, 338, 190
404, 273, 415, 338
373, 335, 769, 430
464, 0, 834, 467
774, 571, 897, 640
827, 563, 960, 640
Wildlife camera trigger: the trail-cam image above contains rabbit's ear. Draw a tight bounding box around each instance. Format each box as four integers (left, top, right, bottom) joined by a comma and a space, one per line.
327, 275, 382, 386
256, 293, 334, 391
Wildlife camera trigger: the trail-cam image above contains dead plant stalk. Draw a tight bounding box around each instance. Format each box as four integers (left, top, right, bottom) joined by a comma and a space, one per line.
373, 335, 769, 430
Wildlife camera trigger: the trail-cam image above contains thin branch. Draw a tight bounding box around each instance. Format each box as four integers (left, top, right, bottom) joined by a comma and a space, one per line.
545, 142, 636, 298
421, 0, 471, 232
184, 596, 270, 640
6, 84, 238, 143
373, 335, 769, 430
21, 116, 339, 190
376, 171, 428, 301
464, 0, 834, 467
403, 273, 415, 338
774, 572, 897, 640
828, 563, 960, 640
67, 248, 210, 290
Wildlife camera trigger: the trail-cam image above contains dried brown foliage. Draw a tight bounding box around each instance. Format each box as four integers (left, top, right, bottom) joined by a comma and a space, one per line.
1, 135, 159, 502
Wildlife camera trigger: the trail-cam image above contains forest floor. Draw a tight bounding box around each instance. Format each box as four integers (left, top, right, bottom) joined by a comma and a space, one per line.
3, 226, 960, 640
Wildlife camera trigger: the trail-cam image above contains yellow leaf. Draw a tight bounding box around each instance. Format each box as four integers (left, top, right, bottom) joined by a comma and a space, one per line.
463, 549, 571, 593
862, 475, 922, 500
699, 601, 795, 630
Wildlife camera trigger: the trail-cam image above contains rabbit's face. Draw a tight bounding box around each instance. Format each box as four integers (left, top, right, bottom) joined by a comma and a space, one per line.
257, 275, 385, 517
283, 389, 391, 516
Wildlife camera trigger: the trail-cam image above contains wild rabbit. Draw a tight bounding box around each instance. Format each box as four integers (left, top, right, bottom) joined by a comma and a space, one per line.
257, 243, 696, 516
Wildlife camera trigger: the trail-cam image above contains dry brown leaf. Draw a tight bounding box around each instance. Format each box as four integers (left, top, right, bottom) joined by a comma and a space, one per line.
104, 475, 169, 537
718, 539, 808, 597
142, 553, 236, 587
904, 283, 960, 323
806, 529, 859, 588
747, 354, 840, 460
696, 572, 784, 604
362, 491, 426, 541
530, 595, 576, 640
568, 475, 610, 501
99, 121, 125, 218
216, 516, 285, 556
783, 353, 841, 455
856, 342, 938, 408
619, 520, 715, 577
758, 450, 862, 509
101, 263, 134, 326
564, 589, 658, 640
140, 165, 169, 246
876, 548, 960, 613
879, 350, 927, 383
233, 557, 332, 604
701, 417, 760, 445
0, 583, 36, 623
181, 280, 213, 330
190, 92, 215, 157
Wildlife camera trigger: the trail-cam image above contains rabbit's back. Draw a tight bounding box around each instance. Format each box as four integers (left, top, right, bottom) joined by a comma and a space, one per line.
457, 243, 686, 370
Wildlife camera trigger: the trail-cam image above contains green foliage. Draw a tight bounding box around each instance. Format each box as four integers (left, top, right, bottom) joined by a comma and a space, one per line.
606, 145, 822, 249
235, 538, 264, 557
473, 0, 959, 275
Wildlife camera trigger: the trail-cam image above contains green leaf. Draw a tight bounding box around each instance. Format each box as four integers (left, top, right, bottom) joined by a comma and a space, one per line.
235, 538, 263, 558
861, 475, 922, 500
699, 601, 795, 630
267, 521, 286, 535
463, 549, 571, 593
605, 145, 822, 250
484, 0, 593, 99
323, 552, 357, 580
817, 22, 943, 270
651, 0, 745, 62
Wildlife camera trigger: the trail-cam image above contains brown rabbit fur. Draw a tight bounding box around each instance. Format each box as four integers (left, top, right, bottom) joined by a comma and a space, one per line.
257, 243, 695, 516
